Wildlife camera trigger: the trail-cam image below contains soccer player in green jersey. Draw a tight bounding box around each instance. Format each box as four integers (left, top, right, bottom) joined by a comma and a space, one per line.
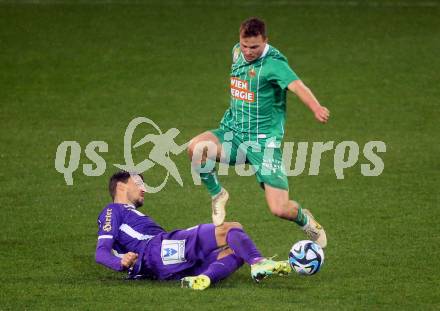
188, 17, 329, 248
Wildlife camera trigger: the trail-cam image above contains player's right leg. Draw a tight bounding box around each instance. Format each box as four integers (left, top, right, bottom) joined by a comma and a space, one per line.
181, 248, 243, 290
180, 274, 212, 290
187, 130, 229, 226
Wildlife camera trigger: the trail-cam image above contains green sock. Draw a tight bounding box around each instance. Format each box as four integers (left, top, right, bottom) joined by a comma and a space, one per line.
200, 170, 222, 197
293, 206, 308, 227
195, 160, 222, 197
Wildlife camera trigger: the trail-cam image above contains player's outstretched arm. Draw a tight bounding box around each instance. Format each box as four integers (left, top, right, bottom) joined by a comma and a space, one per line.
95, 238, 126, 271
288, 80, 330, 123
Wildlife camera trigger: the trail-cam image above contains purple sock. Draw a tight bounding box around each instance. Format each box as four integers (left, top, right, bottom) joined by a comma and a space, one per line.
226, 228, 264, 265
202, 254, 244, 284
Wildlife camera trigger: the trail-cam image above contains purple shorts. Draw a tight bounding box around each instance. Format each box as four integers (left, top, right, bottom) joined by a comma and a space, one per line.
142, 224, 220, 280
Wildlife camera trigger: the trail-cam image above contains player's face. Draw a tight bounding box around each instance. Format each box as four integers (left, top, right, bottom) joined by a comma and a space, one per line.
126, 175, 146, 208
239, 34, 267, 62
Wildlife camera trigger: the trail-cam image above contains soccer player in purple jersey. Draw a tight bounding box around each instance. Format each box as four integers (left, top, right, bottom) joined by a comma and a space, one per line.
95, 171, 291, 290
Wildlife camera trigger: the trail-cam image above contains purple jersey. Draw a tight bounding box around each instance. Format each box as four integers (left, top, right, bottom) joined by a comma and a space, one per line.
139, 224, 218, 280
95, 203, 165, 271
95, 203, 220, 280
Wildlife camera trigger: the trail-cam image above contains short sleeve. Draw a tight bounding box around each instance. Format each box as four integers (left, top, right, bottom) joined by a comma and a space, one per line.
266, 58, 299, 89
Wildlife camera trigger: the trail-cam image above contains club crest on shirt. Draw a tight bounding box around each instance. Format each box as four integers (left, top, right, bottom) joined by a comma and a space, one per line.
249, 67, 256, 78
161, 239, 186, 265
233, 47, 240, 63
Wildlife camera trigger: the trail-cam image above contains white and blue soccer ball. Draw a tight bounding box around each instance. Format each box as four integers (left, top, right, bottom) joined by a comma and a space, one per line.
289, 240, 324, 275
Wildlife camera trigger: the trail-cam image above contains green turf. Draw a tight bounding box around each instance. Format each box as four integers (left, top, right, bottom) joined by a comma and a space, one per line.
0, 1, 439, 310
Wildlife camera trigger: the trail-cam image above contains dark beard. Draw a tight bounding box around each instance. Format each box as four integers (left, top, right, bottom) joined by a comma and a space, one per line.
133, 199, 143, 208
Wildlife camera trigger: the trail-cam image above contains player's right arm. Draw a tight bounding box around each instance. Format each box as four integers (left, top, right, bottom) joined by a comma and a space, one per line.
120, 252, 138, 268
95, 206, 126, 271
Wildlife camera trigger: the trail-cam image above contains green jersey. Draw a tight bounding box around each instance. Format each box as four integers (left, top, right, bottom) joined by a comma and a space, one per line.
220, 44, 299, 143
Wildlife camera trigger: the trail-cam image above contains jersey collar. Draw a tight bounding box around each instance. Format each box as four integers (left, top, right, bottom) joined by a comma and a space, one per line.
123, 203, 137, 210
259, 43, 269, 59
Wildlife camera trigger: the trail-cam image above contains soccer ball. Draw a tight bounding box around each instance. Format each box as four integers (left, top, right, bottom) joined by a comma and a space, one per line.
289, 240, 324, 275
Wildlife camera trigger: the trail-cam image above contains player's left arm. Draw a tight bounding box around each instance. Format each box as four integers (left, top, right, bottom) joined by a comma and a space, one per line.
288, 80, 330, 123
266, 58, 330, 123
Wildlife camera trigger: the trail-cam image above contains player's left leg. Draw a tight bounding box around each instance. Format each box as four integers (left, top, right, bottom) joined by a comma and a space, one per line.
182, 223, 291, 289
191, 221, 264, 262
247, 144, 327, 248
217, 222, 291, 282
264, 185, 327, 248
215, 223, 263, 264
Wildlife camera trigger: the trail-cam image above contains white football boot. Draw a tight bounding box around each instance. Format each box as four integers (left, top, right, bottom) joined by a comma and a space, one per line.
211, 188, 229, 226
301, 209, 327, 248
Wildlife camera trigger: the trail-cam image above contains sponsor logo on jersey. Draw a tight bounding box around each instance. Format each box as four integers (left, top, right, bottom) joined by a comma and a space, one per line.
161, 240, 186, 265
103, 208, 112, 232
230, 77, 255, 103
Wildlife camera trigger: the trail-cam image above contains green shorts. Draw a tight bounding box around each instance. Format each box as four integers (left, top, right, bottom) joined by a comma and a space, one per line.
211, 128, 288, 190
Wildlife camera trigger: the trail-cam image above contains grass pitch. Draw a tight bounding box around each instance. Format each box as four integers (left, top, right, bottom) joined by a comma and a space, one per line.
0, 1, 439, 310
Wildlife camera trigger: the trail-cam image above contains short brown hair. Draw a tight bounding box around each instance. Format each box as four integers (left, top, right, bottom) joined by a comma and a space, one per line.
108, 171, 144, 201
239, 17, 266, 39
